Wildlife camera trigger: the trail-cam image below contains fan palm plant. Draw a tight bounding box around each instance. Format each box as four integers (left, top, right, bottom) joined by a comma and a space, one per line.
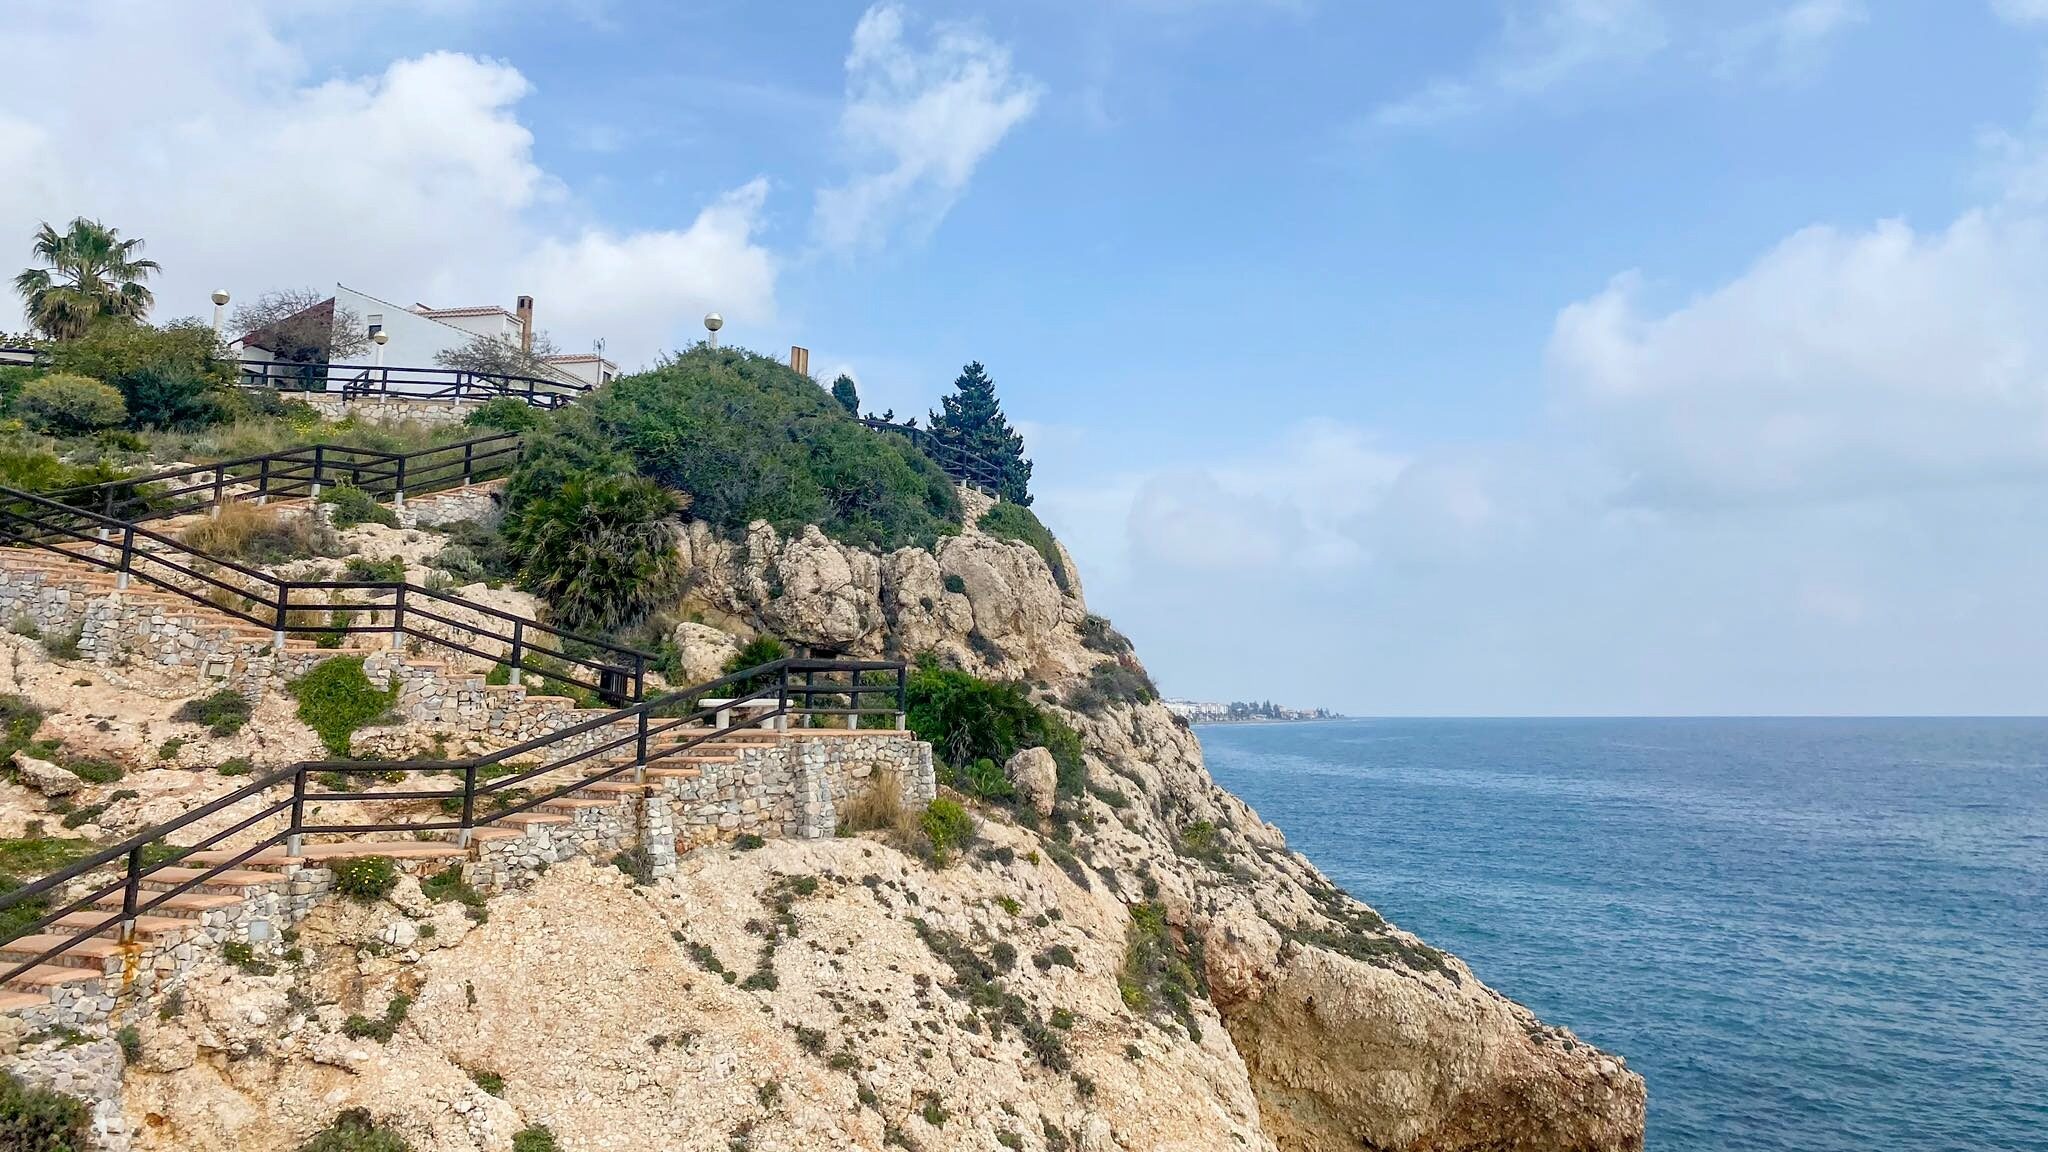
13, 218, 161, 339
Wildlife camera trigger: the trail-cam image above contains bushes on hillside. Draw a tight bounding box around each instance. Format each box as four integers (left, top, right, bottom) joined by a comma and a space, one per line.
17, 373, 126, 435
172, 688, 252, 737
179, 502, 335, 564
319, 484, 397, 529
289, 657, 399, 756
903, 659, 1086, 799
0, 1071, 92, 1152
1065, 660, 1158, 716
297, 1108, 412, 1152
505, 346, 961, 557
0, 447, 129, 495
505, 472, 685, 633
464, 396, 541, 433
45, 319, 237, 431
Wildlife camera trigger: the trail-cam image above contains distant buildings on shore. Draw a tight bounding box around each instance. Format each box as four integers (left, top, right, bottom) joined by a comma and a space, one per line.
1163, 699, 1342, 724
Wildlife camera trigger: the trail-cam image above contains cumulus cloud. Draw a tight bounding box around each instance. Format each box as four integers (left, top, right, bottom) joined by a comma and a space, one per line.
1547, 211, 2048, 507
814, 3, 1042, 250
0, 1, 774, 367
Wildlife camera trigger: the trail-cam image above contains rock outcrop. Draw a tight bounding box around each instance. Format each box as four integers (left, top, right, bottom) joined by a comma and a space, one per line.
652, 496, 1646, 1151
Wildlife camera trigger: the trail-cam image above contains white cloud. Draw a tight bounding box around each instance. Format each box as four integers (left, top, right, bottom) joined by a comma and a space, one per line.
1373, 1, 1864, 129
1712, 0, 1865, 80
814, 3, 1041, 250
1547, 210, 2048, 507
1375, 0, 1667, 128
0, 1, 774, 367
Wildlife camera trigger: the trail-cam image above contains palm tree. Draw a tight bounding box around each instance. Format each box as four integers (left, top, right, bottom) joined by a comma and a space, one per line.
13, 218, 161, 339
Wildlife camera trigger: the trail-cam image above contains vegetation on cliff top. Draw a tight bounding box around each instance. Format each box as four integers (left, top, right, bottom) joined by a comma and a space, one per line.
506, 345, 962, 558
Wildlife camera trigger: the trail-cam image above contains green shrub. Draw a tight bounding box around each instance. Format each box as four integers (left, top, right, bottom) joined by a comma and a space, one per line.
468, 1068, 505, 1096
942, 573, 966, 594
958, 757, 1012, 801
319, 484, 398, 530
0, 836, 95, 878
920, 798, 974, 865
0, 869, 49, 940
511, 1127, 559, 1152
0, 1071, 92, 1152
332, 855, 398, 903
904, 662, 1039, 769
39, 623, 82, 661
173, 688, 253, 736
217, 757, 253, 777
504, 346, 960, 555
504, 472, 683, 633
341, 993, 412, 1042
0, 694, 45, 762
60, 758, 121, 785
180, 501, 334, 564
1118, 903, 1205, 1041
0, 447, 129, 495
288, 657, 399, 755
720, 635, 788, 697
421, 865, 489, 922
430, 520, 520, 585
45, 319, 234, 425
1078, 614, 1131, 656
297, 1108, 412, 1152
16, 372, 127, 435
465, 396, 541, 433
1065, 661, 1157, 716
342, 556, 405, 582
976, 502, 1070, 594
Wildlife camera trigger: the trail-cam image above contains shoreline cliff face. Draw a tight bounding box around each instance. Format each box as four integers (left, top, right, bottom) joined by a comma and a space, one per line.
86, 486, 1644, 1150
661, 489, 1647, 1151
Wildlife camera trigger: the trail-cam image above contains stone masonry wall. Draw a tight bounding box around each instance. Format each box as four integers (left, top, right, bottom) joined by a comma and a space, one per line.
661, 732, 935, 853
296, 393, 482, 427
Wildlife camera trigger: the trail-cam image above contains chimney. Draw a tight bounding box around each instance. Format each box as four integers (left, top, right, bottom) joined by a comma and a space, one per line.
790, 346, 810, 376
515, 295, 534, 354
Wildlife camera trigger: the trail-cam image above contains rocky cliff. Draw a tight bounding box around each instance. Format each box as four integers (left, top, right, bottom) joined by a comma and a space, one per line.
81, 487, 1644, 1150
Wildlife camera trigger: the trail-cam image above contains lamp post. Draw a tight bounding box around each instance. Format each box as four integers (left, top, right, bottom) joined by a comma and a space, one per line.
210, 289, 230, 336
704, 312, 723, 348
372, 328, 389, 367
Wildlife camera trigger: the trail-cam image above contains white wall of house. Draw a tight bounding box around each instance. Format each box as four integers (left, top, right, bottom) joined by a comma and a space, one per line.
539, 355, 620, 388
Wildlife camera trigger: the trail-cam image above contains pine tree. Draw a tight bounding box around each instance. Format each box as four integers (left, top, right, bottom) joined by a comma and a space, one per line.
830, 373, 860, 417
927, 361, 1033, 505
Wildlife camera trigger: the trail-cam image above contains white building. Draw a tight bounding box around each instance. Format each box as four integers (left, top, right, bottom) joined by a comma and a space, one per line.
233, 284, 615, 394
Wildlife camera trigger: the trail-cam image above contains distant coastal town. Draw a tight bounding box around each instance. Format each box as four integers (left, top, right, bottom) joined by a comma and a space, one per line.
1164, 699, 1344, 724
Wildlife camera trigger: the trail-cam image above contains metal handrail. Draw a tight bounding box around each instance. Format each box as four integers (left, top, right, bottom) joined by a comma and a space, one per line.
860, 418, 1006, 493
0, 482, 650, 702
31, 432, 525, 530
236, 359, 588, 409
0, 656, 906, 983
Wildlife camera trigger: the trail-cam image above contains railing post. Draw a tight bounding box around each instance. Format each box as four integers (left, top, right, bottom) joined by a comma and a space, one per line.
458, 761, 477, 848
288, 767, 306, 857
777, 664, 791, 732
508, 620, 524, 687
309, 445, 323, 499
462, 440, 475, 487
391, 583, 407, 650
803, 666, 815, 730
633, 653, 646, 704
897, 663, 907, 730
257, 455, 271, 506
115, 524, 134, 591
635, 708, 649, 788
392, 453, 407, 512
273, 581, 289, 653
120, 844, 143, 942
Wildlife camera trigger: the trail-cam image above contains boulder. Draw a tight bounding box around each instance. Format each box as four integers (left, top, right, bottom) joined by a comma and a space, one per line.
669, 622, 742, 684
11, 751, 79, 797
1004, 746, 1058, 817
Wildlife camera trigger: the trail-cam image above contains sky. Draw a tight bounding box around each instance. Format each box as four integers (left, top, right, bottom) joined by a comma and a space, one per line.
4, 0, 2048, 715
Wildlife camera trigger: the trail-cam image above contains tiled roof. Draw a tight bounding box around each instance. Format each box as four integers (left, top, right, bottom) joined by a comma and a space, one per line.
419, 305, 519, 321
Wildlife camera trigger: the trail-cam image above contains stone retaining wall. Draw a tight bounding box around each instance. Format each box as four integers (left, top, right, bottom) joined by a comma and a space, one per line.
295, 393, 482, 426
661, 732, 935, 853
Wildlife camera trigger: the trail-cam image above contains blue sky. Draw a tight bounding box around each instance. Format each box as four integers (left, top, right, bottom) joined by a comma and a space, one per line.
7, 1, 2048, 714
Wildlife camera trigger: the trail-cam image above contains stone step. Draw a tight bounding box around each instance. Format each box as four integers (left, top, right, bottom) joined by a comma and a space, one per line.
492, 812, 571, 827
4, 964, 101, 992
465, 827, 527, 843
50, 912, 192, 940
574, 781, 646, 795
139, 867, 289, 890
643, 767, 704, 780
90, 891, 243, 919
185, 842, 470, 868
0, 991, 49, 1014
537, 798, 617, 811
0, 935, 123, 970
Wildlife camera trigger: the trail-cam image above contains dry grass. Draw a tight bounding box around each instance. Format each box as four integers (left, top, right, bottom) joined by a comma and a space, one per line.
179, 502, 334, 564
837, 771, 918, 838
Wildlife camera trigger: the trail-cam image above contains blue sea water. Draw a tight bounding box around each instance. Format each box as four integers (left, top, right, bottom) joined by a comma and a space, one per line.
1195, 717, 2048, 1152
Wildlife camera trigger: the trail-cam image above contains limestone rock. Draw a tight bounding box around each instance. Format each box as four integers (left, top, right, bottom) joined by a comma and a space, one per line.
12, 751, 79, 796
1004, 745, 1058, 817
669, 622, 741, 684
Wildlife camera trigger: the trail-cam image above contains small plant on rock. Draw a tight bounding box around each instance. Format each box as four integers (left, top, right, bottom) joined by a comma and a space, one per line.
298, 1107, 412, 1152
172, 688, 253, 737
919, 797, 974, 867
319, 483, 399, 530
332, 856, 398, 903
288, 656, 399, 756
0, 1071, 93, 1151
510, 1127, 559, 1152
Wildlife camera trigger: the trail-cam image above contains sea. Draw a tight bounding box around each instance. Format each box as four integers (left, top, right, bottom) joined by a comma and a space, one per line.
1195, 717, 2048, 1152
